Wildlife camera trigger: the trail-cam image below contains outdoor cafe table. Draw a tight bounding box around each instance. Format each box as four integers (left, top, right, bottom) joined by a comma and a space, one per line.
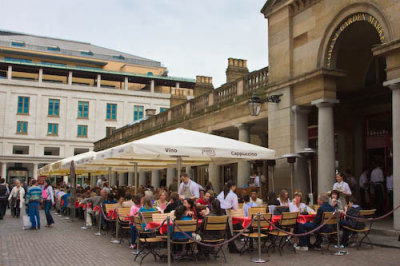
145, 219, 203, 234
232, 214, 316, 228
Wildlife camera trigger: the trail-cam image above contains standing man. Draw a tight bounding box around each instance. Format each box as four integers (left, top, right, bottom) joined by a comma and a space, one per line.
249, 172, 260, 187
0, 178, 9, 220
386, 171, 393, 211
370, 164, 384, 215
178, 173, 200, 199
26, 179, 42, 229
359, 168, 369, 209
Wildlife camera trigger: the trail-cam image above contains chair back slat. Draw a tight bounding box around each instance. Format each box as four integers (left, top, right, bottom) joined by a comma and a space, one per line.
173, 220, 197, 233
238, 203, 244, 209
118, 207, 131, 220
280, 212, 298, 226
204, 216, 228, 231
251, 213, 272, 228
360, 209, 376, 217
152, 213, 175, 223
248, 207, 267, 217
104, 203, 118, 213
322, 212, 338, 225
133, 216, 145, 233
141, 211, 159, 223
229, 209, 244, 217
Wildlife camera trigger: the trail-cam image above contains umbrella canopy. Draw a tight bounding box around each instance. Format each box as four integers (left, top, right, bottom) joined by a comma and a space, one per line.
83, 128, 275, 167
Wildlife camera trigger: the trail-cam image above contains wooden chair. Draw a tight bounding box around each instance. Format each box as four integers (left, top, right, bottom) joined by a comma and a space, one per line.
201, 216, 229, 262
140, 211, 159, 224
103, 203, 118, 233
318, 212, 338, 253
241, 213, 271, 255
343, 209, 376, 249
171, 219, 198, 261
268, 212, 298, 255
133, 216, 165, 265
230, 209, 245, 235
248, 206, 268, 217
152, 213, 175, 223
116, 207, 132, 242
238, 203, 244, 209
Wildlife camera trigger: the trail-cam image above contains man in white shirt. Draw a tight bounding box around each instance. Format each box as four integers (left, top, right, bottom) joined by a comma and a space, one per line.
370, 165, 384, 215
359, 168, 369, 209
178, 173, 200, 199
250, 190, 263, 206
249, 172, 260, 187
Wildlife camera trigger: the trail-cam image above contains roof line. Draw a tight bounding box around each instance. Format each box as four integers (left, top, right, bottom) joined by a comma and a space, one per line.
0, 29, 91, 45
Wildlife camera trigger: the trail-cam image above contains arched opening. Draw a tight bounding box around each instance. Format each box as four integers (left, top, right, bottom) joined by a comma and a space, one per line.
328, 17, 391, 213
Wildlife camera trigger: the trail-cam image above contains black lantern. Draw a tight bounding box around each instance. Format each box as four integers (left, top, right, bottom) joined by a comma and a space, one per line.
247, 92, 283, 116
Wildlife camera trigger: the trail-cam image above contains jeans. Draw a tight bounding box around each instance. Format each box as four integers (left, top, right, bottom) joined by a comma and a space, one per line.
298, 222, 317, 247
0, 199, 7, 219
28, 201, 40, 229
130, 224, 137, 245
44, 201, 54, 225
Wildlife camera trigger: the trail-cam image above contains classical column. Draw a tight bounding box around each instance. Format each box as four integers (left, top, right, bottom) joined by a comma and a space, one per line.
236, 123, 251, 187
110, 172, 117, 187
151, 170, 160, 189
128, 172, 134, 186
185, 166, 191, 176
118, 173, 126, 186
166, 168, 176, 187
124, 77, 129, 90
208, 163, 220, 193
386, 80, 400, 229
1, 162, 7, 181
292, 106, 310, 194
139, 171, 146, 187
150, 80, 155, 93
311, 99, 338, 194
38, 68, 43, 83
68, 71, 73, 85
97, 74, 101, 88
7, 65, 12, 80
33, 163, 38, 180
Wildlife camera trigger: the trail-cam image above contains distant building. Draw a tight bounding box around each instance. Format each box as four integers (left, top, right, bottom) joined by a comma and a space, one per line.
0, 30, 195, 183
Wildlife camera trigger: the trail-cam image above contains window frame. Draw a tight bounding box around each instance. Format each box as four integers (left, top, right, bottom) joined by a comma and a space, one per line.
47, 123, 59, 136
134, 105, 144, 121
17, 96, 30, 115
16, 121, 28, 135
106, 103, 117, 120
77, 125, 88, 138
77, 101, 89, 119
106, 126, 116, 137
48, 99, 60, 117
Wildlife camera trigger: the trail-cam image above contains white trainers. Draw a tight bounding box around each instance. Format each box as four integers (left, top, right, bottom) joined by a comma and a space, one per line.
333, 244, 344, 249
295, 245, 309, 251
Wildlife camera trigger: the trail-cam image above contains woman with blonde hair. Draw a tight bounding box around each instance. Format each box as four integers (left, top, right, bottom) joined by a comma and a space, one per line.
278, 189, 291, 207
289, 191, 315, 214
154, 190, 168, 213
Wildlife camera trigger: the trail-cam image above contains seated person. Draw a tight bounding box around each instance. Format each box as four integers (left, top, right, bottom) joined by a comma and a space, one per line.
243, 195, 258, 217
154, 190, 168, 213
296, 193, 335, 251
117, 195, 125, 208
122, 194, 134, 208
196, 191, 212, 209
139, 196, 156, 213
183, 198, 198, 219
289, 191, 315, 214
277, 189, 291, 207
250, 190, 263, 207
172, 205, 193, 240
329, 190, 344, 211
129, 195, 142, 249
164, 192, 182, 213
267, 192, 280, 214
340, 197, 365, 247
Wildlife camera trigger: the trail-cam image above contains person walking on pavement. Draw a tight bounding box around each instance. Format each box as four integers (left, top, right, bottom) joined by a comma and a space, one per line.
26, 179, 42, 229
8, 179, 25, 218
43, 179, 55, 227
0, 178, 10, 220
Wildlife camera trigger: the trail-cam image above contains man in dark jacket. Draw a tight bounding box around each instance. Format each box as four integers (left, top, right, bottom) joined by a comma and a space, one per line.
340, 197, 365, 246
296, 193, 335, 251
0, 178, 10, 219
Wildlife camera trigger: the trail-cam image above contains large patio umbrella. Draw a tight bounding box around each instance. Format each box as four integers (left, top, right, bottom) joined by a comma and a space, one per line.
81, 128, 276, 192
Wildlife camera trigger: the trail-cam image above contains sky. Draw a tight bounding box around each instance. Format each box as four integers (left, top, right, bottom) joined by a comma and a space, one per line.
1, 0, 269, 87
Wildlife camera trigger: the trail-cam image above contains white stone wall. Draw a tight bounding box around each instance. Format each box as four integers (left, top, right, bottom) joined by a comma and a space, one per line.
0, 79, 171, 163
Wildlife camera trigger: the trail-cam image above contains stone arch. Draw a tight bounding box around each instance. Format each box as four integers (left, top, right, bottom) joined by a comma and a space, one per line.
317, 2, 393, 69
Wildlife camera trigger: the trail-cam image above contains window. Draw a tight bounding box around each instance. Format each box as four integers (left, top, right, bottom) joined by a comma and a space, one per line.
106, 127, 116, 137
106, 103, 117, 120
77, 125, 88, 137
12, 145, 29, 155
44, 147, 60, 156
47, 46, 60, 52
17, 96, 30, 114
160, 107, 169, 112
78, 101, 89, 118
5, 57, 32, 63
112, 55, 125, 60
80, 50, 93, 56
74, 148, 89, 155
147, 72, 153, 76
11, 41, 25, 47
47, 123, 58, 136
48, 99, 60, 116
16, 121, 28, 134
134, 105, 144, 121
41, 61, 66, 67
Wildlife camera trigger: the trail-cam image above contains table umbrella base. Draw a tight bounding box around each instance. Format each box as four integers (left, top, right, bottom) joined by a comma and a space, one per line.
332, 250, 348, 256
251, 258, 268, 263
111, 239, 121, 244
94, 232, 102, 236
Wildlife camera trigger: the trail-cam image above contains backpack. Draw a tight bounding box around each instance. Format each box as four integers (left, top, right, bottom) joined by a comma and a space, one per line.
0, 184, 8, 199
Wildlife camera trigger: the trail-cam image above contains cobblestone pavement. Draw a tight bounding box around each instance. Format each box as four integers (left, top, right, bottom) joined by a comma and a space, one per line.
0, 210, 399, 266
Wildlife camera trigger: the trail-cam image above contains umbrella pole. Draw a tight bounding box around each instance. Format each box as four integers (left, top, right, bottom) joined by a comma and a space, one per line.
271, 165, 275, 192
134, 163, 138, 195
107, 167, 111, 188
177, 156, 182, 189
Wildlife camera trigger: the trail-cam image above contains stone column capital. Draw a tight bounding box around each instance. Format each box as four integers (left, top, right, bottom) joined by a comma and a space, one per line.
384, 78, 400, 90
311, 98, 339, 108
291, 105, 311, 114
235, 123, 253, 130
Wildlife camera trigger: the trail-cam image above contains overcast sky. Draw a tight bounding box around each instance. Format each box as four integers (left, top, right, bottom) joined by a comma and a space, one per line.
1, 0, 269, 87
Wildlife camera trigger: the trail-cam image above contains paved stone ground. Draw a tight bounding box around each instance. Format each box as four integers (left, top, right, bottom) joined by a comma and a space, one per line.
1, 210, 400, 266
